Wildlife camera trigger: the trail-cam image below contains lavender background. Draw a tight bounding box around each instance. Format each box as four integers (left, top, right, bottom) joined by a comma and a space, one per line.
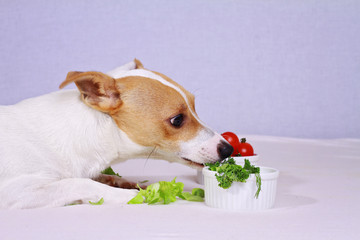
0, 0, 359, 138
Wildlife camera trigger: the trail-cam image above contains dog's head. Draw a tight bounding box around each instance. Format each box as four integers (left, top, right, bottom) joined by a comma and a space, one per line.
59, 59, 233, 168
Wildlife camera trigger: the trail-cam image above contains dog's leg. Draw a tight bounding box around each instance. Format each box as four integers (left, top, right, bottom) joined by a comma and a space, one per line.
93, 174, 147, 189
0, 175, 138, 209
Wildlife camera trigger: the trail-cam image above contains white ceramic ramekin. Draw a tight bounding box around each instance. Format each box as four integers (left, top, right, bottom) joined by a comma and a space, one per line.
203, 166, 279, 210
196, 155, 260, 184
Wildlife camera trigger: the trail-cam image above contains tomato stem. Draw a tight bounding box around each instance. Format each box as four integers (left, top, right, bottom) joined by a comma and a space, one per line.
241, 138, 247, 143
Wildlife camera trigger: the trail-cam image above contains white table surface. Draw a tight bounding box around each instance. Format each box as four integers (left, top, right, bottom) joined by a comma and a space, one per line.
1, 135, 359, 240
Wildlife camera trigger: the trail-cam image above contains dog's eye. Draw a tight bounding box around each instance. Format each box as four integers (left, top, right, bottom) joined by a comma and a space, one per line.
170, 114, 184, 128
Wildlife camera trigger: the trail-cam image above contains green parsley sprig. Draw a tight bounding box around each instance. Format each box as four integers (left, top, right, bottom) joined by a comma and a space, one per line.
205, 158, 262, 198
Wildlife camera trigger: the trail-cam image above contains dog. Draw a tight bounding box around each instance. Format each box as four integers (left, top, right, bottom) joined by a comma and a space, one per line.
0, 59, 233, 209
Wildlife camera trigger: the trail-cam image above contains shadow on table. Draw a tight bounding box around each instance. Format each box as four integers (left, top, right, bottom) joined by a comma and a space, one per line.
273, 172, 316, 209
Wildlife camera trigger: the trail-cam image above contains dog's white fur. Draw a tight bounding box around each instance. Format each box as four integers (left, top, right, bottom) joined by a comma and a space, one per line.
0, 60, 230, 209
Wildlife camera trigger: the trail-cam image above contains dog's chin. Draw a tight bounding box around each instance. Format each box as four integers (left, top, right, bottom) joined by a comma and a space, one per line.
181, 157, 204, 169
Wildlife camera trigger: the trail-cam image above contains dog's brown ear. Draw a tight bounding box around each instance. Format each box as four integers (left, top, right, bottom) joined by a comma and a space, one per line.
134, 58, 144, 69
59, 71, 121, 113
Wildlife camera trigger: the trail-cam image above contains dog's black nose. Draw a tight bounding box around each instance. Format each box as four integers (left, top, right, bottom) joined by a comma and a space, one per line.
217, 140, 233, 160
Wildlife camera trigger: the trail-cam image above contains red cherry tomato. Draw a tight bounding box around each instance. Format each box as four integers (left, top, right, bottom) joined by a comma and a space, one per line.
221, 132, 239, 156
238, 138, 254, 156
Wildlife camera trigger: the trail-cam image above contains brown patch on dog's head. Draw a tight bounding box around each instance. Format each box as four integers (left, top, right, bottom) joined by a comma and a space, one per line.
151, 70, 197, 115
110, 76, 202, 153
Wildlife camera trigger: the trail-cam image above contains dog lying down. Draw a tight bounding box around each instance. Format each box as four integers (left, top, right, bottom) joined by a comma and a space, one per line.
0, 59, 233, 209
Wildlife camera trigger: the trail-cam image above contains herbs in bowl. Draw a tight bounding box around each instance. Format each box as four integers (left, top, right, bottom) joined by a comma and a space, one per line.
203, 158, 279, 210
205, 158, 261, 198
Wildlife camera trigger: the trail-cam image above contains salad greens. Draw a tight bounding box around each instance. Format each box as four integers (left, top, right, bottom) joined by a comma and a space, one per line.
128, 178, 204, 205
89, 197, 104, 205
101, 166, 121, 177
205, 158, 262, 198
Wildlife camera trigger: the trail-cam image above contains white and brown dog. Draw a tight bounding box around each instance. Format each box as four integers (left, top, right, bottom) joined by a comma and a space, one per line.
0, 59, 233, 209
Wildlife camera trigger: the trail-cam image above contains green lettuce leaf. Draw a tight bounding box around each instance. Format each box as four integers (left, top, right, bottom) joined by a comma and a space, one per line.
181, 192, 204, 202
89, 197, 104, 205
127, 178, 204, 205
127, 190, 145, 204
101, 166, 121, 177
192, 188, 205, 198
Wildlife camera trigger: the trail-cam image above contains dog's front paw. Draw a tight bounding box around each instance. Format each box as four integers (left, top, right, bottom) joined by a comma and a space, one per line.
94, 174, 145, 190
117, 180, 138, 189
